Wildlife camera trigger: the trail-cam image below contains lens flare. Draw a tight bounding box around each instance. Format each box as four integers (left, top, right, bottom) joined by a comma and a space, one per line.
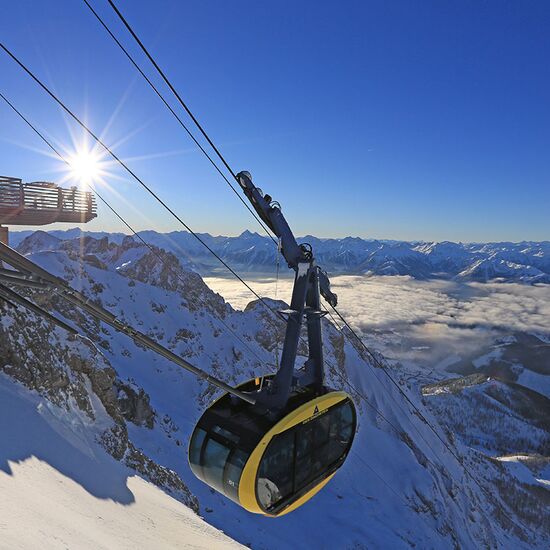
68, 149, 103, 185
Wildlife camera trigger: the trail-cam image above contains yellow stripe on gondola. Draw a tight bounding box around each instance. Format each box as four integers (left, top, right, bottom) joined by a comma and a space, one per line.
238, 391, 348, 516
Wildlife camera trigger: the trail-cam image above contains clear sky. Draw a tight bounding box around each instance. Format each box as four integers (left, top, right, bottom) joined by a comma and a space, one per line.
0, 0, 549, 242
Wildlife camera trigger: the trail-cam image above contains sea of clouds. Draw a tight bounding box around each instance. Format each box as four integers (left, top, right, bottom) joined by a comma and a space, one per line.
204, 275, 550, 368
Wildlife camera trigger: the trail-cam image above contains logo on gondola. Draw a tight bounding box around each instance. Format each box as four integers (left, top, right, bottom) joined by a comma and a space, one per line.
303, 403, 327, 424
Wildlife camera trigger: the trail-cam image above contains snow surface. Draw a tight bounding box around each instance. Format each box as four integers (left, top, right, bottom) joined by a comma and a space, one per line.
0, 375, 242, 550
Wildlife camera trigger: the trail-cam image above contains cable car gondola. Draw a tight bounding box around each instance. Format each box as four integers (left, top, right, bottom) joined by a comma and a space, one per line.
188, 172, 357, 516
190, 377, 355, 516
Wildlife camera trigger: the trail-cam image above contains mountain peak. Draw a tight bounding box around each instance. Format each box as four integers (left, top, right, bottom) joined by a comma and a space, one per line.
238, 229, 260, 239
16, 230, 62, 255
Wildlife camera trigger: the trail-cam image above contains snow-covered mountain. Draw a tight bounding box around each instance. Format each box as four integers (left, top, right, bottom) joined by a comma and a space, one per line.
1, 231, 548, 548
422, 374, 550, 530
10, 229, 550, 283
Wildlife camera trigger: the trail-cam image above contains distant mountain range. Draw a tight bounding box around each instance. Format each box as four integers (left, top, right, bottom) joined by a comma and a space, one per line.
10, 228, 550, 283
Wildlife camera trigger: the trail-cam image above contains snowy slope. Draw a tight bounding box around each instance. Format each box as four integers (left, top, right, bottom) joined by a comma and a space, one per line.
0, 375, 242, 550
1, 232, 548, 548
423, 374, 550, 456
422, 374, 550, 528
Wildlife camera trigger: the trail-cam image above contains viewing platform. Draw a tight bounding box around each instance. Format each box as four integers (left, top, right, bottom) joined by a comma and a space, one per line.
0, 176, 97, 226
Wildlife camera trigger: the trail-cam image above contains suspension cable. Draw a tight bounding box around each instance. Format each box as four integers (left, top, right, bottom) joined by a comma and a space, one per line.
106, 0, 235, 182
0, 42, 278, 312
1, 86, 413, 430
81, 0, 276, 246
1, 73, 417, 435
0, 89, 270, 373
320, 321, 503, 536
85, 9, 504, 507
83, 8, 533, 527
86, 2, 479, 465
0, 90, 458, 542
324, 304, 451, 454
330, 302, 469, 460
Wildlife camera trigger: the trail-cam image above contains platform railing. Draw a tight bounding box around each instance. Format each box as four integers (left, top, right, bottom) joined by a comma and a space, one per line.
0, 177, 97, 224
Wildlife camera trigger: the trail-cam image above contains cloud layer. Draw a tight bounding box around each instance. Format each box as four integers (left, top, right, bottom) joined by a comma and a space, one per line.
205, 275, 550, 367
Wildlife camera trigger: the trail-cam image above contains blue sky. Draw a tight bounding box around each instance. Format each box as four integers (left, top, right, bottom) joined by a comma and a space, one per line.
0, 0, 549, 242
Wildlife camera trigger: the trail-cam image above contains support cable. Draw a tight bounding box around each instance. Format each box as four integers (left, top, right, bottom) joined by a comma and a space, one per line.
324, 302, 458, 456
83, 0, 277, 245
82, 9, 499, 497
348, 451, 450, 543
0, 91, 405, 433
97, 4, 535, 524
80, 7, 525, 513
106, 0, 235, 181
0, 43, 277, 322
0, 90, 269, 373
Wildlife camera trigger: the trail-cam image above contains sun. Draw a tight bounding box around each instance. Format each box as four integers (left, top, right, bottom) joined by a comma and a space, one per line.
68, 148, 103, 185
